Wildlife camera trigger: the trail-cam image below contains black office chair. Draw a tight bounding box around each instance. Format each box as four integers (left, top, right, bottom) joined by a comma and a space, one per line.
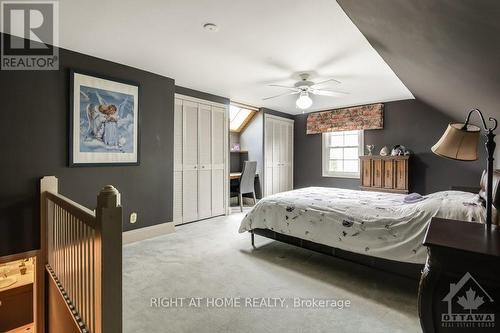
231, 161, 257, 212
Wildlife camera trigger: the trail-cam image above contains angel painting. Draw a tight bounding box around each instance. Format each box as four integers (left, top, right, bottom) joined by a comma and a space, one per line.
71, 71, 139, 166
79, 86, 135, 153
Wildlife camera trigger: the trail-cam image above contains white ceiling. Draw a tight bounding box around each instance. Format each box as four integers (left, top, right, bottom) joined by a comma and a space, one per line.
51, 0, 413, 113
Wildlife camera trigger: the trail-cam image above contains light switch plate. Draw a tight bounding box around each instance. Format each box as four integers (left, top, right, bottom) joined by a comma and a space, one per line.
130, 212, 137, 224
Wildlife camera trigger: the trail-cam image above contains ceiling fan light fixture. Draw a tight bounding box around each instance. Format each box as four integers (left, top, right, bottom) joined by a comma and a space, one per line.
296, 91, 312, 110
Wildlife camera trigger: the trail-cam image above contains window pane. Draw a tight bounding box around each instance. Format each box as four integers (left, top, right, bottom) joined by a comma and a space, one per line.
229, 105, 240, 122
323, 130, 362, 177
330, 148, 343, 159
329, 134, 343, 146
344, 147, 359, 159
230, 108, 252, 131
344, 134, 359, 146
329, 160, 343, 172
344, 160, 359, 173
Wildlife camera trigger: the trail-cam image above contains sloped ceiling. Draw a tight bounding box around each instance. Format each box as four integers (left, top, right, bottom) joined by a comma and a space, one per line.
337, 0, 500, 124
337, 0, 500, 167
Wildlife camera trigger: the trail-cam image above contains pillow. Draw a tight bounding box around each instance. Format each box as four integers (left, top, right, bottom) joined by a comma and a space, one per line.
479, 170, 500, 207
479, 170, 500, 224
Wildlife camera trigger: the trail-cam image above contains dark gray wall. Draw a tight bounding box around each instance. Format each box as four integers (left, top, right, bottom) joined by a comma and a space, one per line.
0, 35, 175, 256
337, 0, 500, 168
294, 99, 485, 194
175, 85, 229, 105
262, 108, 295, 120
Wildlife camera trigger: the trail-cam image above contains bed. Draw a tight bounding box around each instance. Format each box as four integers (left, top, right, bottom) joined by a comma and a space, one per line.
239, 171, 499, 278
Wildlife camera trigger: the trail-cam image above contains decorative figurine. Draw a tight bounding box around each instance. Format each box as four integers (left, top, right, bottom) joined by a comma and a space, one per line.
366, 144, 375, 156
380, 146, 390, 156
391, 145, 412, 156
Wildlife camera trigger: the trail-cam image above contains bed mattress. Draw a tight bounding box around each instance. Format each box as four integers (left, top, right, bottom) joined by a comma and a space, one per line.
239, 187, 485, 264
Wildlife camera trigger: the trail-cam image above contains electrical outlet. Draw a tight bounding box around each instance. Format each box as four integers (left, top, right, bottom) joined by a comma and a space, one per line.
130, 212, 137, 224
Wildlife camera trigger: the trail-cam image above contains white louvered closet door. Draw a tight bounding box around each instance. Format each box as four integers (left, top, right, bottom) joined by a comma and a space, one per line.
211, 106, 226, 216
265, 117, 274, 197
272, 120, 282, 195
174, 95, 228, 225
173, 99, 183, 225
264, 115, 294, 197
285, 121, 294, 190
198, 104, 212, 220
279, 121, 289, 193
182, 100, 199, 223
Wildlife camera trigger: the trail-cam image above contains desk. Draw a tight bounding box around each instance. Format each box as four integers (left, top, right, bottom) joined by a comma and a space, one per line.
230, 173, 259, 180
230, 172, 242, 180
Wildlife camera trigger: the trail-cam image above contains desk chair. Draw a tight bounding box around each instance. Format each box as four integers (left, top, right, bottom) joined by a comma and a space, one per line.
231, 161, 257, 212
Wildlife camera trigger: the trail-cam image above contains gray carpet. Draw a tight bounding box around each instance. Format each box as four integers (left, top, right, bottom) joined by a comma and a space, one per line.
123, 211, 421, 333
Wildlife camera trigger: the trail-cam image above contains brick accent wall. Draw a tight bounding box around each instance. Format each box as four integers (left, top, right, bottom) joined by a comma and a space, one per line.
306, 103, 384, 134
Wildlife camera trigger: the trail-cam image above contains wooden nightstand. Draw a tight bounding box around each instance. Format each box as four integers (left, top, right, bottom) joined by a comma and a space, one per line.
418, 218, 500, 333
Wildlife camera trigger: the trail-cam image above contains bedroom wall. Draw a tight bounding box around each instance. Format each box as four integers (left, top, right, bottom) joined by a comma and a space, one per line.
337, 0, 500, 172
294, 99, 486, 194
240, 111, 264, 196
175, 85, 230, 105
263, 108, 295, 120
0, 33, 176, 256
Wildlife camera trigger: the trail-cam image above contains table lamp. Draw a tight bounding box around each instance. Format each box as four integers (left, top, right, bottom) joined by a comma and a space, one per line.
431, 109, 498, 227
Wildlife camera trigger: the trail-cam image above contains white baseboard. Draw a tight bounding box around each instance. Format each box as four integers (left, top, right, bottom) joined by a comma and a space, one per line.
123, 222, 175, 245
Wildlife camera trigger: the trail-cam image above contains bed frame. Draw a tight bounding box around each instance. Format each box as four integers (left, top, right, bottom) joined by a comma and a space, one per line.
248, 171, 500, 280
250, 228, 423, 280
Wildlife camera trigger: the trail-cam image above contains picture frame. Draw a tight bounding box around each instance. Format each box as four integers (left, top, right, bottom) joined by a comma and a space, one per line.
70, 70, 140, 166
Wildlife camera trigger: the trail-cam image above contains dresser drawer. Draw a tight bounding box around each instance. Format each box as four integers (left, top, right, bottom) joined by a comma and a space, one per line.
373, 159, 383, 188
383, 160, 394, 189
361, 159, 372, 187
395, 159, 408, 191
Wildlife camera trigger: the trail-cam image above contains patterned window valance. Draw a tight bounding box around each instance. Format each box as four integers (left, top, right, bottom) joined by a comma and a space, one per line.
306, 103, 384, 135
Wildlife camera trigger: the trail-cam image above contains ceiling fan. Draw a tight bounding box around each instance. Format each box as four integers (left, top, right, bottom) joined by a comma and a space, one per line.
263, 73, 348, 110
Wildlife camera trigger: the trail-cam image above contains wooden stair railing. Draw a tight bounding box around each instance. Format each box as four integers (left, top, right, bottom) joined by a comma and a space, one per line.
40, 176, 122, 333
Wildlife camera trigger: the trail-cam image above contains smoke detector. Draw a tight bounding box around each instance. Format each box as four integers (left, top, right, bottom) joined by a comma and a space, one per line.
203, 23, 219, 32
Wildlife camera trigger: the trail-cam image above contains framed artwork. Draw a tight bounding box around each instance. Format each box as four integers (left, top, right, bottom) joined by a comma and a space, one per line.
70, 70, 140, 166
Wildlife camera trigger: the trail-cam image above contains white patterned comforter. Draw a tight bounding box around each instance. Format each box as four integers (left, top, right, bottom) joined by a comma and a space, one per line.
238, 187, 485, 264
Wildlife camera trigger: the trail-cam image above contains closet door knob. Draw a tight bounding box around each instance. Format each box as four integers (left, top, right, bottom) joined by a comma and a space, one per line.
194, 166, 197, 169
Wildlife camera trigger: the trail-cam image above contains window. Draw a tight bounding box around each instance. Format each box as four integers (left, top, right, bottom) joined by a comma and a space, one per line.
322, 130, 363, 178
229, 103, 257, 132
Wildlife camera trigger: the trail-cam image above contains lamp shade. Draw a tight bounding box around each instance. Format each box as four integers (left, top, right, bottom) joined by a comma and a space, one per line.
431, 123, 481, 161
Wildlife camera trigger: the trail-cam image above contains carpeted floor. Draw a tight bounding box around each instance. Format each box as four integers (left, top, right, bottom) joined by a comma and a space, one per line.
123, 211, 421, 333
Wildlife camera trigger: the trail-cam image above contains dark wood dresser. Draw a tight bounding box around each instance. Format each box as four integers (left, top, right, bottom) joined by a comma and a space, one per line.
418, 218, 500, 333
359, 155, 409, 193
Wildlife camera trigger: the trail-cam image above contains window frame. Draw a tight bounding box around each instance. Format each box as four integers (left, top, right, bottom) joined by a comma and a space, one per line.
322, 130, 364, 179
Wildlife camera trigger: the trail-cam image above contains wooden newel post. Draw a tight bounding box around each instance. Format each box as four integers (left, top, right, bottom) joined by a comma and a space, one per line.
38, 176, 58, 333
95, 185, 123, 333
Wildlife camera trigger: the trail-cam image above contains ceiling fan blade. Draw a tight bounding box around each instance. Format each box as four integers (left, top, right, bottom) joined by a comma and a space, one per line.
268, 84, 300, 92
311, 89, 349, 97
262, 91, 299, 100
311, 78, 341, 88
